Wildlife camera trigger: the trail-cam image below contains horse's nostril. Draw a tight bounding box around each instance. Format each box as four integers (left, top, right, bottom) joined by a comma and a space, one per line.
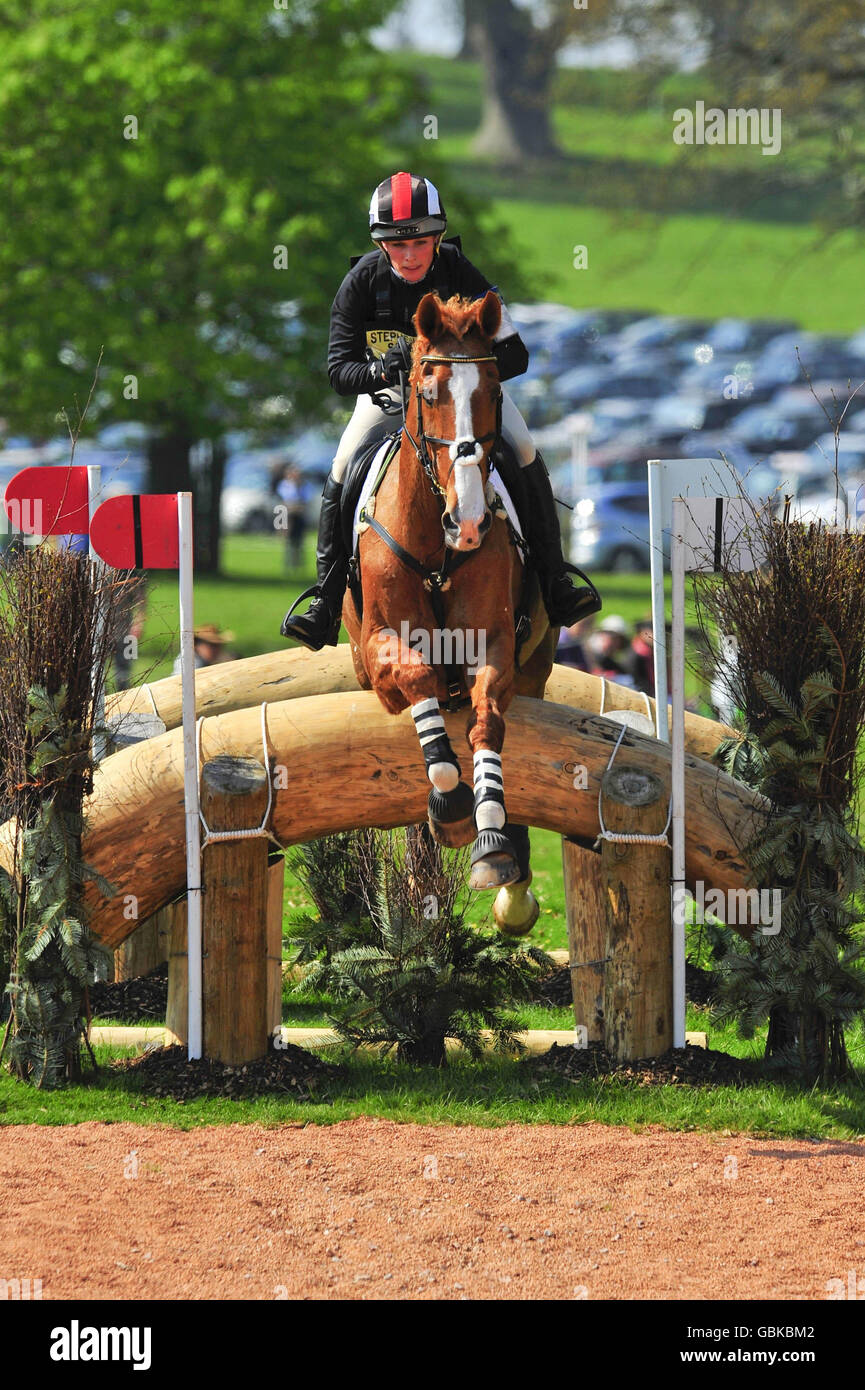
456, 441, 476, 458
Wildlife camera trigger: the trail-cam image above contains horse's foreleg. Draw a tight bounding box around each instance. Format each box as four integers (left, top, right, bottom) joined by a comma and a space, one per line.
466, 652, 520, 890
412, 696, 475, 844
366, 630, 474, 844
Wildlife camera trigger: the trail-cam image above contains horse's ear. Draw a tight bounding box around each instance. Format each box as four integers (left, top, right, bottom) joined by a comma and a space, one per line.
477, 290, 501, 342
415, 292, 443, 343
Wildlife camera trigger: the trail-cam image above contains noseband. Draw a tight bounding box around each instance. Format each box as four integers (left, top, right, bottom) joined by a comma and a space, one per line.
403, 352, 503, 499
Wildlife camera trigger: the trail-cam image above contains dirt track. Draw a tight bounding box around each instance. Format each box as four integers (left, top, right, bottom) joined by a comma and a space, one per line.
2, 1117, 864, 1300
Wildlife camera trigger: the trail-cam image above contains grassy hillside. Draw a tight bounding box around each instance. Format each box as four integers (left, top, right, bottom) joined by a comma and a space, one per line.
392, 54, 865, 333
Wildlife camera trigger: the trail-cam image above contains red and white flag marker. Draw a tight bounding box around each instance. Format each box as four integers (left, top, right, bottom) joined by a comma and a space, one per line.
3, 469, 204, 1060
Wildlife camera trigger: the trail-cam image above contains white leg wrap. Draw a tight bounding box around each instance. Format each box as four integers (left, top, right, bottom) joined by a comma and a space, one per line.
429, 761, 459, 792
412, 699, 458, 790
473, 749, 505, 829
475, 799, 506, 831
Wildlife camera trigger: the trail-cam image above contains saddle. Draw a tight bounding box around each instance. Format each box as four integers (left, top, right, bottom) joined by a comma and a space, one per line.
340, 430, 539, 702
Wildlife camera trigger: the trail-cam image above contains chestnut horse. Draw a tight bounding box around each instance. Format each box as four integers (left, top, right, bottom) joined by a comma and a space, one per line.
343, 290, 555, 935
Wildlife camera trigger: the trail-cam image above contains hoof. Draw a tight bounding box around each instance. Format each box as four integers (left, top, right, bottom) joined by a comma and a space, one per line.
428, 783, 475, 848
469, 829, 520, 890
493, 877, 540, 937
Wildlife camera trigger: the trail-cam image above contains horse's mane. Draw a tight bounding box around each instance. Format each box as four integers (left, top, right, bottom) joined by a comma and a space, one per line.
411, 294, 493, 369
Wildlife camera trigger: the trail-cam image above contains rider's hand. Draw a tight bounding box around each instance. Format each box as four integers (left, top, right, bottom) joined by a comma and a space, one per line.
380, 337, 412, 386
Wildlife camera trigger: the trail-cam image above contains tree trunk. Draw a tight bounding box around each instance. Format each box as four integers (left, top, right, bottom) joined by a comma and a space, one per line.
457, 0, 482, 59
147, 428, 222, 574
467, 0, 560, 163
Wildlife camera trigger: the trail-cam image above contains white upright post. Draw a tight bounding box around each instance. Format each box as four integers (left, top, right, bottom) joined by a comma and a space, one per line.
670, 497, 687, 1049
647, 459, 668, 742
87, 465, 107, 763
569, 413, 590, 551
177, 492, 202, 1059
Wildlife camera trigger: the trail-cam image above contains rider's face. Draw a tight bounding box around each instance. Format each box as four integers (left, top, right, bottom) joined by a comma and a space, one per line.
382, 236, 436, 282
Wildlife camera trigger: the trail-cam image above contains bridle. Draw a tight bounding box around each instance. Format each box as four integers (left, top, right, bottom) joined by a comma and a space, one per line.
356, 346, 522, 710
399, 352, 503, 501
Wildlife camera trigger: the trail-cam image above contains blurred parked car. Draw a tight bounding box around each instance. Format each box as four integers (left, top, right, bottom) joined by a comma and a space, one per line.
729, 401, 828, 455
553, 363, 671, 407
803, 432, 865, 478
571, 483, 654, 573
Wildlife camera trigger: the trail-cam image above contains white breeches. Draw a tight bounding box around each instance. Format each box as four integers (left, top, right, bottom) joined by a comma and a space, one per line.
330, 387, 536, 483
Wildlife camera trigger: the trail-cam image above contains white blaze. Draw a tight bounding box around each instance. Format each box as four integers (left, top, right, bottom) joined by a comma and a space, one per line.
448, 362, 485, 521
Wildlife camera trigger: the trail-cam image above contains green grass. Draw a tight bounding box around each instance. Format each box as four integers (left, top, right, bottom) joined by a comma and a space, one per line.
390, 52, 865, 332
2, 1033, 864, 1136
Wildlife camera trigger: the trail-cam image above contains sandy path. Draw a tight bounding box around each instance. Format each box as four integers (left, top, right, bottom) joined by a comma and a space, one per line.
2, 1118, 864, 1300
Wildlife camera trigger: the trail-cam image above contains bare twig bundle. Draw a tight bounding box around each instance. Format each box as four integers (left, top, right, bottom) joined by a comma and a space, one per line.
0, 543, 130, 1085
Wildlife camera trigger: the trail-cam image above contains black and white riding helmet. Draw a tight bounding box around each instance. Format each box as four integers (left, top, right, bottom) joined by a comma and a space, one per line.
369, 172, 447, 241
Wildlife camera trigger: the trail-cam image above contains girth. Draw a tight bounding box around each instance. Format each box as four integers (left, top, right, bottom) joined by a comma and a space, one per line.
349, 434, 534, 711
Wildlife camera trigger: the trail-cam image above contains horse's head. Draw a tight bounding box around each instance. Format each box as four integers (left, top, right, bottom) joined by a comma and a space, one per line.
411, 290, 502, 552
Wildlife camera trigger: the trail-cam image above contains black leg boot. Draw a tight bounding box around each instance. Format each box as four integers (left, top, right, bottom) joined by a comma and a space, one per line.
519, 452, 602, 627
280, 474, 349, 650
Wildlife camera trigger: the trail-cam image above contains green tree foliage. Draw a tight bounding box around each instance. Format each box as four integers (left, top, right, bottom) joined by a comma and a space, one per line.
618, 0, 865, 228
0, 1, 526, 568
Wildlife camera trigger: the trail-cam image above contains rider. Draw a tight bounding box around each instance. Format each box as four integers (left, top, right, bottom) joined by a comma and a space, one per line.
281, 170, 597, 650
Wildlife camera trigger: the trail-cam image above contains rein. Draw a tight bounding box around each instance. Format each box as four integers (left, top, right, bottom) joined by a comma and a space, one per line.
404, 353, 501, 498
357, 347, 514, 709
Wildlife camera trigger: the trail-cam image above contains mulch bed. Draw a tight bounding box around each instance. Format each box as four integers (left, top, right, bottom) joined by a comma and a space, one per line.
533, 965, 572, 1006
89, 963, 168, 1022
530, 1040, 758, 1087
532, 962, 719, 1009
112, 1043, 341, 1102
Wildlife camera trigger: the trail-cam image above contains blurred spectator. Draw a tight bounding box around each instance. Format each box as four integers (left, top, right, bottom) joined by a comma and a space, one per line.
555, 614, 595, 671
276, 464, 312, 571
112, 570, 148, 690
172, 624, 237, 675
628, 614, 656, 696
587, 614, 635, 686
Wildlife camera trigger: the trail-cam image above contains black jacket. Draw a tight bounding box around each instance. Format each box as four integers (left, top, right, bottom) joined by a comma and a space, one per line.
327, 241, 529, 396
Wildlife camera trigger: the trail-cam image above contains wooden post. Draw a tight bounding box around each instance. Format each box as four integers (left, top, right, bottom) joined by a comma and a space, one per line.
561, 838, 605, 1043
165, 897, 188, 1045
200, 756, 270, 1065
113, 906, 171, 982
600, 764, 672, 1061
266, 852, 285, 1041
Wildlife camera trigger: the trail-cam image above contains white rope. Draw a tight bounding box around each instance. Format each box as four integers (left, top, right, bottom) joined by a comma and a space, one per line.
595, 722, 673, 848
196, 703, 281, 849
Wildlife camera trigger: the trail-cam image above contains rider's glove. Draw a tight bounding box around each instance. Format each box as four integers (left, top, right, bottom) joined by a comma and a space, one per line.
380, 337, 413, 386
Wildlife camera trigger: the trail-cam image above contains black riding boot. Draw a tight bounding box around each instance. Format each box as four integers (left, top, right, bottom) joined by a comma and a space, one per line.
520, 452, 602, 627
280, 474, 348, 650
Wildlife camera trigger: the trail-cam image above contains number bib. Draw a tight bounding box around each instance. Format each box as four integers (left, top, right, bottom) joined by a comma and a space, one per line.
365, 326, 416, 359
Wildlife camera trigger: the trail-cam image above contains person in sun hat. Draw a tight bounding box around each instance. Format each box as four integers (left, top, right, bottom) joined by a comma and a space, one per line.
280, 170, 600, 650
172, 624, 237, 675
587, 614, 634, 686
